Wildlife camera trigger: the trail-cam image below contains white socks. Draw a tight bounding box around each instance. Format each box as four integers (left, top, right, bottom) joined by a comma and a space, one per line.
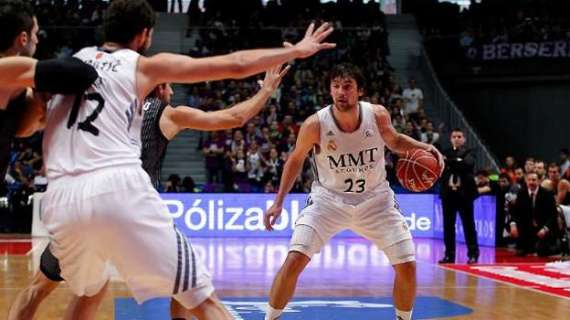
396, 308, 413, 320
265, 305, 283, 320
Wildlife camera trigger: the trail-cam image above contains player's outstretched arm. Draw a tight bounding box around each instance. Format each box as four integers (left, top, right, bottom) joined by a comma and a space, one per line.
264, 115, 320, 231
160, 65, 290, 139
0, 57, 97, 94
138, 22, 335, 97
0, 57, 37, 88
373, 104, 445, 172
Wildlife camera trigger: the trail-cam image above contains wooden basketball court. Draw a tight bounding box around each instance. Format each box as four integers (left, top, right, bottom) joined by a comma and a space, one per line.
1, 237, 569, 319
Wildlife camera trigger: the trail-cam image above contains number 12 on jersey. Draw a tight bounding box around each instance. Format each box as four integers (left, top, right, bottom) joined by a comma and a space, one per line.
67, 93, 105, 136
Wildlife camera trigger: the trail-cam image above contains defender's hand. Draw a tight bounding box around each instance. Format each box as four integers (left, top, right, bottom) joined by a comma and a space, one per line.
257, 64, 291, 92
293, 22, 336, 59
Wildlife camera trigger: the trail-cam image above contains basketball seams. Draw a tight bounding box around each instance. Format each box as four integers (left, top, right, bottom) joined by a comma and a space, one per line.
396, 150, 440, 192
409, 156, 439, 177
411, 160, 426, 191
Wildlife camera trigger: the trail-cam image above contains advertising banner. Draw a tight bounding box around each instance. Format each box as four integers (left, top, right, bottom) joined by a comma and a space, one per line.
162, 193, 496, 246
466, 40, 570, 61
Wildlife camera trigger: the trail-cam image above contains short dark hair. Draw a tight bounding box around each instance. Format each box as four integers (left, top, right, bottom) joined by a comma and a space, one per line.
0, 0, 35, 52
329, 63, 365, 89
548, 162, 560, 170
498, 173, 511, 181
451, 128, 463, 133
104, 0, 155, 45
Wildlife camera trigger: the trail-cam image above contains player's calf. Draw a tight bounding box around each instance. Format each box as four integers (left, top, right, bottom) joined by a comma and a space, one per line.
186, 293, 233, 320
385, 239, 416, 320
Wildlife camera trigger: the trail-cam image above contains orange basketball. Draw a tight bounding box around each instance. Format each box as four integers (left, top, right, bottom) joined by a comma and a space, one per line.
396, 149, 442, 192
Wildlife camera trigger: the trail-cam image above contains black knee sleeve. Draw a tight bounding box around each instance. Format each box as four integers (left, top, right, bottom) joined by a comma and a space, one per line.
40, 245, 64, 282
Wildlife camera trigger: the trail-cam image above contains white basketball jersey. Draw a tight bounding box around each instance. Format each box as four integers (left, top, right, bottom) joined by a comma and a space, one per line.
311, 102, 387, 196
43, 47, 143, 180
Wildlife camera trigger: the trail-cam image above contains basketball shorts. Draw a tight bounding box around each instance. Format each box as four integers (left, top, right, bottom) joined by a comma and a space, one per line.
41, 165, 214, 308
291, 186, 414, 265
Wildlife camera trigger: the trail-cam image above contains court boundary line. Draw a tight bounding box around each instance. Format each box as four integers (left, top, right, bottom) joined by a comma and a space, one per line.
0, 239, 32, 243
439, 264, 570, 301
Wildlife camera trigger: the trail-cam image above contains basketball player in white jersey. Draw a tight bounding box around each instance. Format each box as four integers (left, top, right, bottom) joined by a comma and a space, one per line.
9, 66, 289, 320
38, 0, 334, 318
263, 64, 444, 320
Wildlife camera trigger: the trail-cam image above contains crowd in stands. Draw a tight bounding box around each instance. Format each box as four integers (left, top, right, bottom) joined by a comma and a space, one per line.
407, 0, 570, 44
476, 150, 570, 255
30, 0, 109, 60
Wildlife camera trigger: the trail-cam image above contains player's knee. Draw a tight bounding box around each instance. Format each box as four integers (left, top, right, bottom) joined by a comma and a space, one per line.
384, 239, 416, 266
283, 251, 310, 275
289, 224, 324, 258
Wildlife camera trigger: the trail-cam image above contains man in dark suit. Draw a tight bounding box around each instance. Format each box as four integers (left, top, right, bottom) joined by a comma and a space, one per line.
439, 128, 479, 264
510, 172, 559, 256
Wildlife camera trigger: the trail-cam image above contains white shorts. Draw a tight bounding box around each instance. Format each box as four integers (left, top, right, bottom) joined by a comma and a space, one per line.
41, 166, 214, 308
292, 187, 413, 259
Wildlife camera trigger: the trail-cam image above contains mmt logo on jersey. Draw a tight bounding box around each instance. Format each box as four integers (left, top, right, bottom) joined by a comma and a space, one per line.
327, 147, 379, 169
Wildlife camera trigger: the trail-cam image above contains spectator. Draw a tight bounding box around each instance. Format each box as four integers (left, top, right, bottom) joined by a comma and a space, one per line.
535, 160, 546, 181
230, 130, 247, 154
182, 176, 197, 193
264, 180, 276, 193
280, 132, 297, 154
402, 79, 424, 121
246, 141, 263, 192
514, 167, 526, 189
510, 172, 559, 257
475, 170, 493, 195
165, 174, 182, 192
524, 157, 535, 174
202, 131, 225, 183
501, 156, 517, 183
243, 123, 260, 146
266, 104, 279, 125
542, 163, 570, 206
231, 150, 248, 186
262, 147, 284, 185
420, 121, 440, 146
